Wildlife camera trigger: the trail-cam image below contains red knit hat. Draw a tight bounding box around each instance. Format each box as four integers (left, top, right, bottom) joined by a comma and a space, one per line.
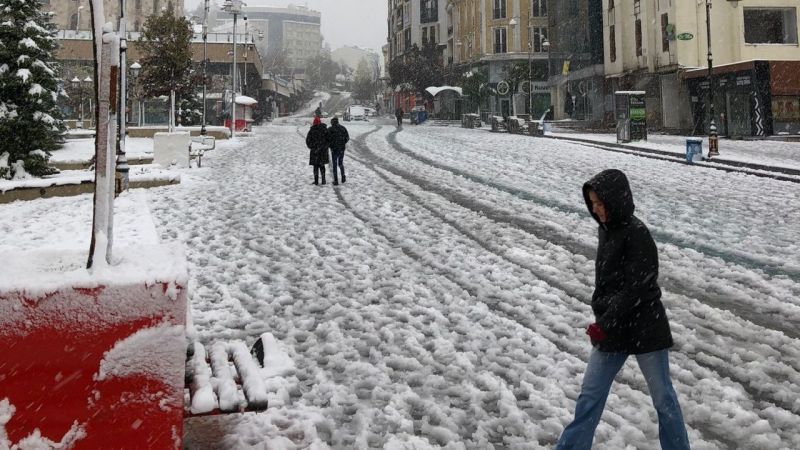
313, 116, 321, 126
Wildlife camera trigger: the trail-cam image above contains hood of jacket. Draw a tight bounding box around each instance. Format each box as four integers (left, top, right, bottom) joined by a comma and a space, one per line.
583, 169, 635, 229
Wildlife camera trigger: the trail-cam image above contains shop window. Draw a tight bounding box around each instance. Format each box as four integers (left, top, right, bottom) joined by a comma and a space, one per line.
744, 8, 798, 44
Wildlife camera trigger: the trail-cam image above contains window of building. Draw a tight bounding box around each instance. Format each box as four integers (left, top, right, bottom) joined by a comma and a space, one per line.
430, 26, 436, 44
404, 28, 411, 51
494, 27, 507, 53
661, 13, 670, 52
493, 0, 506, 20
421, 0, 438, 23
635, 19, 642, 56
422, 27, 428, 44
633, 0, 641, 16
608, 0, 614, 10
531, 0, 546, 17
69, 13, 79, 30
744, 8, 798, 44
531, 27, 548, 52
610, 24, 616, 62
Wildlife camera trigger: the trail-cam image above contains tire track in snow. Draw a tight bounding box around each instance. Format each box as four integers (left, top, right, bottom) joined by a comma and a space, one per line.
363, 128, 800, 341
333, 129, 752, 448
345, 127, 800, 443
387, 129, 799, 281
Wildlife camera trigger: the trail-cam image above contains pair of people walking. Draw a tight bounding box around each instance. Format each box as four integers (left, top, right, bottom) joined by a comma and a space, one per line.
305, 116, 349, 186
556, 169, 691, 450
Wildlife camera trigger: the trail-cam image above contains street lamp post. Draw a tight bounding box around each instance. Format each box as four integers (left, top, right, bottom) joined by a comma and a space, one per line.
222, 0, 244, 139
71, 76, 83, 128
706, 0, 719, 157
542, 38, 551, 119
130, 61, 141, 126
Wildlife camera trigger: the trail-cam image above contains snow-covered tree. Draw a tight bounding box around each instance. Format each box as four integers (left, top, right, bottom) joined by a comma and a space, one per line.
0, 0, 65, 179
137, 3, 194, 100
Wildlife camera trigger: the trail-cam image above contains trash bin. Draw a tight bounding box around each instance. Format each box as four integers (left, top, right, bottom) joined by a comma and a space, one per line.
685, 139, 703, 164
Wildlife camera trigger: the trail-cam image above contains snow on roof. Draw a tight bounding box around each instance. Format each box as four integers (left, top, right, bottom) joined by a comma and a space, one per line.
235, 95, 258, 106
425, 86, 463, 97
614, 91, 647, 95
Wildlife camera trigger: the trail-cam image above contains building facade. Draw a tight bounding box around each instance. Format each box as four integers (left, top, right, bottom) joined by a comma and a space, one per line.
41, 0, 184, 32
216, 5, 322, 72
603, 0, 800, 135
547, 0, 604, 123
449, 0, 550, 118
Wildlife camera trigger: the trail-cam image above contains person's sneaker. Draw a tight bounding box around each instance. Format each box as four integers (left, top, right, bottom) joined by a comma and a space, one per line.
333, 181, 339, 186
342, 175, 346, 183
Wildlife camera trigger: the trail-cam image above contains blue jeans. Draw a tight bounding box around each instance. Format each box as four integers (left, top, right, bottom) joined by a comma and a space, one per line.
330, 149, 345, 183
556, 349, 690, 450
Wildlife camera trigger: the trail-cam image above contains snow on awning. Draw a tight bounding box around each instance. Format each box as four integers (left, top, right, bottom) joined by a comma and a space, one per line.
425, 86, 463, 97
235, 96, 258, 106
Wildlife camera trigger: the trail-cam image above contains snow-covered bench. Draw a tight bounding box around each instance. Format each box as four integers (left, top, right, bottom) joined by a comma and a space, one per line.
184, 339, 269, 417
189, 136, 215, 169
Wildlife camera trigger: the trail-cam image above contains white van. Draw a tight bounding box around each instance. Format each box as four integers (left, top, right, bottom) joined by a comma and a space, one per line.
344, 105, 367, 121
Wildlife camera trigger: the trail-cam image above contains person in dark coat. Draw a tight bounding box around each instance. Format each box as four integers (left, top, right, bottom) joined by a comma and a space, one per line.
556, 169, 689, 450
305, 116, 330, 185
326, 117, 349, 185
564, 89, 575, 118
395, 107, 404, 127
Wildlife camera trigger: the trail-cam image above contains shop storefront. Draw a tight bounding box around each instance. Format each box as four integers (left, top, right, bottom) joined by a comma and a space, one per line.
685, 60, 800, 138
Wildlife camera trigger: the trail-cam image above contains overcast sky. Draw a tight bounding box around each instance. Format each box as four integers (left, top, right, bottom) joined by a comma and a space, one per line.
185, 0, 388, 52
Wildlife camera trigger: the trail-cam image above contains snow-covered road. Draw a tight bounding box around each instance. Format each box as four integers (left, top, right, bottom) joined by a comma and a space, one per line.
145, 120, 800, 448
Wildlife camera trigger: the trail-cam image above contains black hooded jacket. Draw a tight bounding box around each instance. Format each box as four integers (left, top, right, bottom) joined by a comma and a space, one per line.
306, 123, 330, 166
327, 121, 349, 152
583, 169, 673, 354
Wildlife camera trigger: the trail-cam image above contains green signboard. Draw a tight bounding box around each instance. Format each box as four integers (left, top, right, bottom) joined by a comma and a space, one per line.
629, 96, 647, 141
676, 32, 694, 41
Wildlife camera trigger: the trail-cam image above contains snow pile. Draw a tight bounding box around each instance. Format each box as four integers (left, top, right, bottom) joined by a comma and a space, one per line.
96, 323, 186, 383
0, 399, 87, 449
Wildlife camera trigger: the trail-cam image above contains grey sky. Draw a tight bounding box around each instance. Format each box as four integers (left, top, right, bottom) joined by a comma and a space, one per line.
185, 0, 388, 53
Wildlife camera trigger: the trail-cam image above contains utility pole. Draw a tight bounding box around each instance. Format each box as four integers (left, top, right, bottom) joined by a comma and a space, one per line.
222, 0, 244, 138
116, 0, 129, 197
706, 0, 719, 157
201, 0, 209, 135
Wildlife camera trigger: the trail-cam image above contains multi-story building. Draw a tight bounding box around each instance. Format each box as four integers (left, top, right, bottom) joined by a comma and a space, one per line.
547, 0, 604, 123
216, 5, 321, 73
603, 0, 800, 135
41, 0, 184, 32
388, 0, 451, 111
449, 0, 550, 118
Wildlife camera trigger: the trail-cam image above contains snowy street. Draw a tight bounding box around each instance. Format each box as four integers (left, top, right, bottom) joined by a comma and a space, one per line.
5, 119, 799, 448
141, 119, 798, 448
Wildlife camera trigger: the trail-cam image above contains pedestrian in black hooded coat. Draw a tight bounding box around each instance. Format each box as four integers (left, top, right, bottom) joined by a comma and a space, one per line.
556, 169, 689, 450
306, 116, 329, 185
